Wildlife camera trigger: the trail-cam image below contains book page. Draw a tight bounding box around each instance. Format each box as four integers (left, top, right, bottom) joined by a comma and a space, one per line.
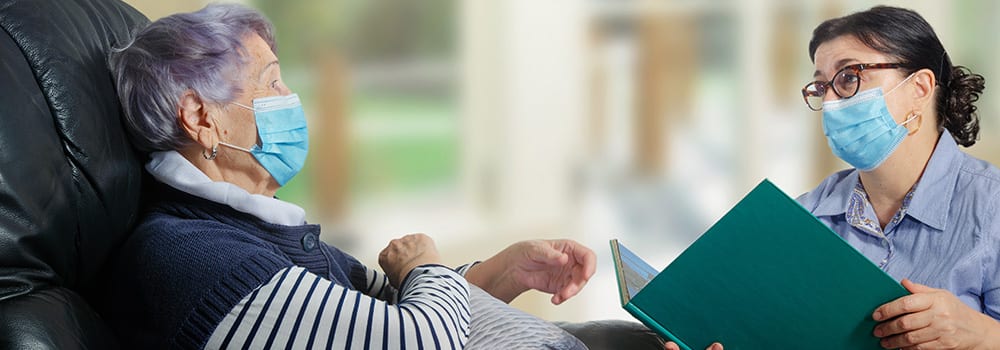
611, 240, 660, 302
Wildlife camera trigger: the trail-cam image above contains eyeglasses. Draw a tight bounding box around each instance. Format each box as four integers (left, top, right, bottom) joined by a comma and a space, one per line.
801, 63, 902, 111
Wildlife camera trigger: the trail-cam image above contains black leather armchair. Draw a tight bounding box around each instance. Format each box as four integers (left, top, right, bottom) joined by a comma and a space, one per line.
0, 0, 148, 348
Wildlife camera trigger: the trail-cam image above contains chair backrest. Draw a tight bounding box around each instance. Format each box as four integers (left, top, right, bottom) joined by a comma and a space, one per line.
0, 0, 148, 348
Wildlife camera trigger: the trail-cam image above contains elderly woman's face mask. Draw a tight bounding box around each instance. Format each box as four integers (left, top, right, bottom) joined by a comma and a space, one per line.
220, 93, 308, 186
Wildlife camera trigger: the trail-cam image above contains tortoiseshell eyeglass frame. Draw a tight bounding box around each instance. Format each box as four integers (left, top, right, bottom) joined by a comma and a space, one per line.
802, 63, 902, 111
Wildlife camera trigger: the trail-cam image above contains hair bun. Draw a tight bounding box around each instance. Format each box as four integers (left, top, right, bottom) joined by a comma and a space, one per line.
942, 65, 985, 147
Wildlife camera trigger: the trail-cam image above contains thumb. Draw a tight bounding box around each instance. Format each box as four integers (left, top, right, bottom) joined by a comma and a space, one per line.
901, 279, 934, 293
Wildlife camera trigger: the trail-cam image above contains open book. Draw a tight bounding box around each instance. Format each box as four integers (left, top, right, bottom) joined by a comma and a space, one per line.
610, 179, 909, 350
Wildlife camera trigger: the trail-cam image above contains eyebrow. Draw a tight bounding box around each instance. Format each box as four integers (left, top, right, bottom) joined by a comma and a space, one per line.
813, 58, 860, 79
258, 60, 279, 82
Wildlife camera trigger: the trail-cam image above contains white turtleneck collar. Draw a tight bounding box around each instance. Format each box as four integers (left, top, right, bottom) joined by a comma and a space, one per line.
145, 150, 307, 226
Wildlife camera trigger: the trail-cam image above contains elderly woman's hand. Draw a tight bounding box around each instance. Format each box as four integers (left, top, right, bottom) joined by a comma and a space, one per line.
872, 279, 1000, 349
465, 239, 596, 304
378, 233, 442, 288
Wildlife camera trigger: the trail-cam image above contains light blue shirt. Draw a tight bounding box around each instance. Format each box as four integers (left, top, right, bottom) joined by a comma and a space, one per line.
797, 131, 1000, 319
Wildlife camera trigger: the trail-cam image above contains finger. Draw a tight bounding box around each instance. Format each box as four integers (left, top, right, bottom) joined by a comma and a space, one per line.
542, 250, 570, 266
873, 294, 933, 321
709, 343, 723, 350
901, 279, 937, 293
406, 232, 430, 240
559, 240, 596, 278
664, 342, 680, 350
531, 242, 569, 266
553, 281, 582, 305
556, 257, 596, 302
879, 327, 939, 349
873, 312, 932, 337
576, 250, 596, 284
576, 246, 597, 279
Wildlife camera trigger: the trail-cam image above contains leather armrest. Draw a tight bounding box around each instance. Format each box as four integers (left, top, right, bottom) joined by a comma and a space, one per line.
0, 288, 119, 350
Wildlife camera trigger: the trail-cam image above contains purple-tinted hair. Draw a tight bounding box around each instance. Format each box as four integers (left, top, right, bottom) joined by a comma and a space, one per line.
109, 3, 276, 153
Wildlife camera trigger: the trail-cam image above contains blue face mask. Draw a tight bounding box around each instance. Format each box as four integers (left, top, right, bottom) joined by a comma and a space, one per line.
221, 93, 309, 186
821, 75, 917, 171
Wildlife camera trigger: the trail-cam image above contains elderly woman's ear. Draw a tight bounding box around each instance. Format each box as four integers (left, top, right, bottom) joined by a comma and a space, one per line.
177, 90, 220, 153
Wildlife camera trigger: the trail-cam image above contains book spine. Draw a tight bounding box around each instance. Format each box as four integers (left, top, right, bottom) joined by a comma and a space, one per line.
625, 302, 691, 350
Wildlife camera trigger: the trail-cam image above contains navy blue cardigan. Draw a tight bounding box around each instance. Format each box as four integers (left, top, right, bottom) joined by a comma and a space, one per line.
107, 182, 366, 349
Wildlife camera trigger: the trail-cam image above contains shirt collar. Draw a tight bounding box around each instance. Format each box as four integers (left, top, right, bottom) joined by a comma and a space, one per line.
904, 130, 962, 231
811, 131, 960, 231
145, 150, 307, 226
811, 170, 860, 218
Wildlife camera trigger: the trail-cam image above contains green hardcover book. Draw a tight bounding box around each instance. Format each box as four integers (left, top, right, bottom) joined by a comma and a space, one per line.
610, 179, 909, 350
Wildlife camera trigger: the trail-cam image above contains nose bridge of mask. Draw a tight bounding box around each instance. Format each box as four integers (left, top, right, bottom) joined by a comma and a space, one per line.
253, 94, 302, 112
822, 87, 881, 112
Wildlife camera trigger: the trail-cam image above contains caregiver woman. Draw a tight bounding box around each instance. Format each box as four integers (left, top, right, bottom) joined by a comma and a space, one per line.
668, 6, 1000, 350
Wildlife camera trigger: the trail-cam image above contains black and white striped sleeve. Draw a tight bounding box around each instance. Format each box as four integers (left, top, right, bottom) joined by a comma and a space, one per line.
453, 263, 476, 277
204, 264, 470, 349
355, 263, 478, 302
355, 265, 397, 302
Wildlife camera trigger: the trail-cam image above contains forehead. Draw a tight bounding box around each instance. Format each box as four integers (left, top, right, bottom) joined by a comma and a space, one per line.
813, 35, 893, 77
241, 33, 277, 73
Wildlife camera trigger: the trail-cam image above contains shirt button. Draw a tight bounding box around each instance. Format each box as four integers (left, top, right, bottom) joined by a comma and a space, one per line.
302, 233, 318, 252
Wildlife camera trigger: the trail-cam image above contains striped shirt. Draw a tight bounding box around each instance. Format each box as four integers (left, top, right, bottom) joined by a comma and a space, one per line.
205, 264, 472, 349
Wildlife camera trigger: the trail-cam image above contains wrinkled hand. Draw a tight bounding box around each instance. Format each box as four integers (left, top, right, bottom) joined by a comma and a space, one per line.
466, 239, 596, 304
873, 279, 1000, 349
665, 342, 722, 350
378, 233, 442, 288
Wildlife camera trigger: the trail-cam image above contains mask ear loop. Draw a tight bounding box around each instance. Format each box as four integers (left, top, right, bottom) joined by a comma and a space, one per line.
232, 102, 255, 111
885, 72, 916, 96
887, 72, 921, 136
218, 141, 254, 153
214, 104, 259, 155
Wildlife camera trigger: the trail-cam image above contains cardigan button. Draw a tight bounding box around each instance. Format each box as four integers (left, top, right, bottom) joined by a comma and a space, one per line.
302, 233, 318, 252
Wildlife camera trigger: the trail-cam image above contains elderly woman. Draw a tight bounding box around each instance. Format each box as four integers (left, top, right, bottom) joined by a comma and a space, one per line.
105, 4, 665, 350
668, 6, 1000, 350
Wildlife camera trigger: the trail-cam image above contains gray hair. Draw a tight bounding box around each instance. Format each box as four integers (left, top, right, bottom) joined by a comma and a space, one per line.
109, 3, 276, 153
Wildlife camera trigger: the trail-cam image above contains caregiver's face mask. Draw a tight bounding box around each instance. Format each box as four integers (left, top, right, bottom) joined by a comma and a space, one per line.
222, 93, 309, 186
820, 73, 917, 171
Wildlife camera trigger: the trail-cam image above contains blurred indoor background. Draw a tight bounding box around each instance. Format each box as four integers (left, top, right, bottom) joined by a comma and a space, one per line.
123, 0, 1000, 323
